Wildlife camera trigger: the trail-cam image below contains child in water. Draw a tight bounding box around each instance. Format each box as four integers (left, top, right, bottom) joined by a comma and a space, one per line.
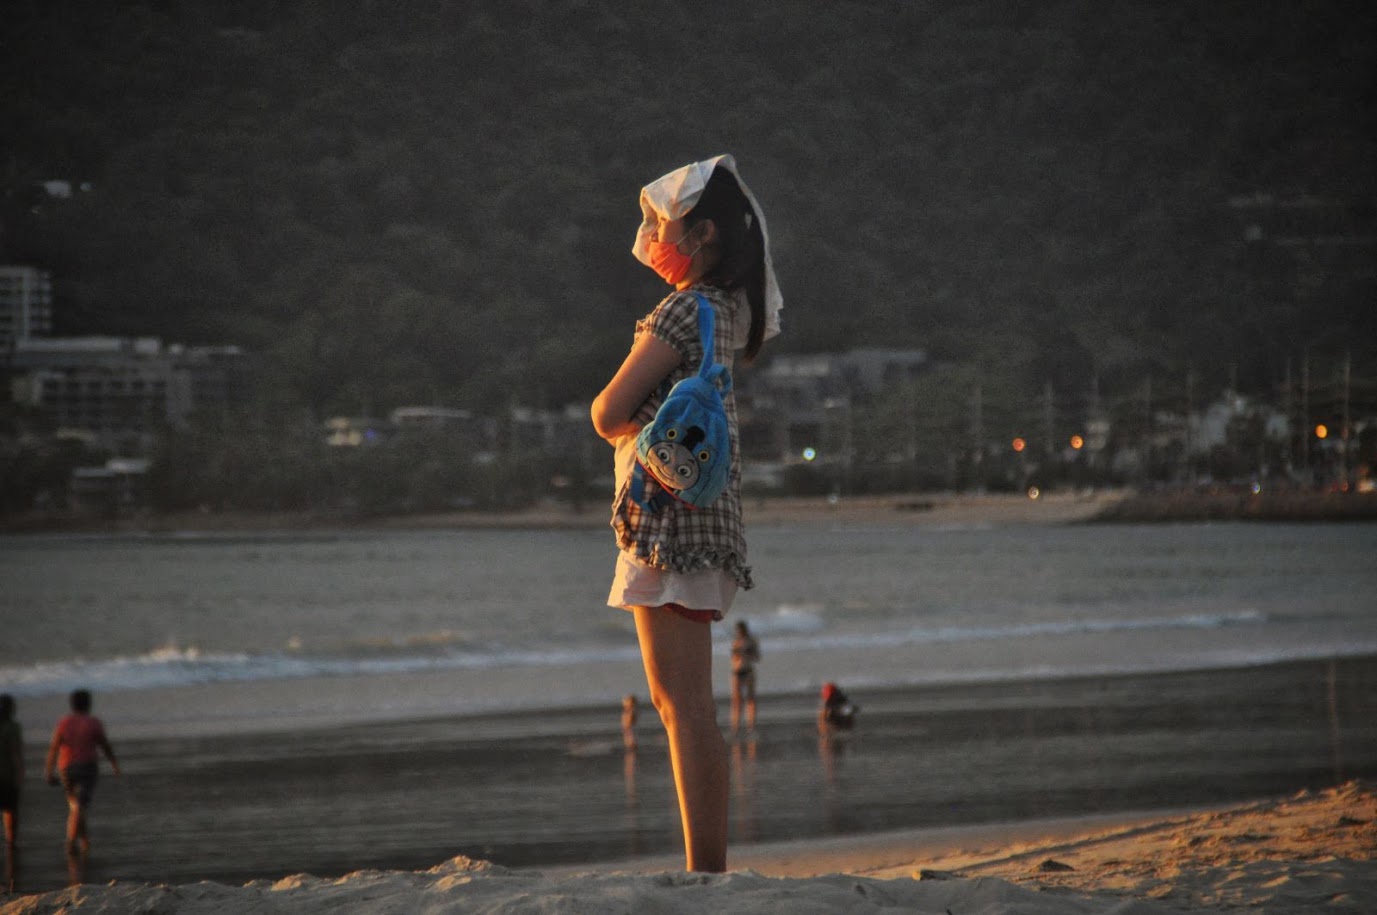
591, 154, 782, 872
620, 694, 639, 751
731, 621, 761, 734
818, 681, 859, 732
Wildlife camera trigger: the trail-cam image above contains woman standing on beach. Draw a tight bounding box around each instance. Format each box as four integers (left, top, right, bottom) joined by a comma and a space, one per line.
591, 154, 781, 872
731, 621, 761, 734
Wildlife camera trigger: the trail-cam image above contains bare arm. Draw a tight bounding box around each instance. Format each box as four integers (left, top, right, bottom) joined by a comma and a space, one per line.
99, 735, 120, 776
590, 333, 682, 442
44, 727, 61, 784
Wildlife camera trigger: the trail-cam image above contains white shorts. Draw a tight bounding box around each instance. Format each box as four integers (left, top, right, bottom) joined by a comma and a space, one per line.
607, 550, 738, 616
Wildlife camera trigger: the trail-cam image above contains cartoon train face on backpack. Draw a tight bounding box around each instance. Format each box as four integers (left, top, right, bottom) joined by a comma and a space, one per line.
646, 424, 710, 492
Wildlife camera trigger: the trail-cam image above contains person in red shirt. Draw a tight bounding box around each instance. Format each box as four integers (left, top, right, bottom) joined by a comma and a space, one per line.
817, 681, 858, 733
43, 689, 119, 880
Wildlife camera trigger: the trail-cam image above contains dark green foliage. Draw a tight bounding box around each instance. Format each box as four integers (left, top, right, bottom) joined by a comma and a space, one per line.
2, 0, 1373, 422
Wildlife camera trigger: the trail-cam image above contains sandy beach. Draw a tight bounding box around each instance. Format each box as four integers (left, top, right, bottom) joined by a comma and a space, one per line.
4, 656, 1375, 912
5, 499, 1374, 912
3, 780, 1372, 913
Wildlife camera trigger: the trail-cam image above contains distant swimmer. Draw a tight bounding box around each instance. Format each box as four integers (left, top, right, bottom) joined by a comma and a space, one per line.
730, 621, 760, 734
44, 689, 120, 885
818, 681, 858, 733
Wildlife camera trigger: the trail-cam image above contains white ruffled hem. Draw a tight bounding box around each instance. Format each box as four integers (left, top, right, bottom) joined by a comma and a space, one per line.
607, 550, 737, 615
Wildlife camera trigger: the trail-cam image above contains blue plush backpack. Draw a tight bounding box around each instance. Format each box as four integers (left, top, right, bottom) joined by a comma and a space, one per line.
631, 292, 733, 512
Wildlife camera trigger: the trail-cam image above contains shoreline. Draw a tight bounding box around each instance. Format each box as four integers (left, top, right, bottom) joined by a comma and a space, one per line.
14, 622, 1377, 744
6, 654, 1374, 899
1093, 487, 1377, 523
1, 491, 1123, 534
4, 487, 1376, 535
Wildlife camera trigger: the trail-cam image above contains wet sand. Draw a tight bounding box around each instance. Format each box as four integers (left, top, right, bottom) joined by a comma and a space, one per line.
9, 779, 1373, 913
7, 655, 1375, 896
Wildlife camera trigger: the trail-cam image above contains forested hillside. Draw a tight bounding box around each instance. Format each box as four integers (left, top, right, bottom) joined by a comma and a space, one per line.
3, 0, 1373, 423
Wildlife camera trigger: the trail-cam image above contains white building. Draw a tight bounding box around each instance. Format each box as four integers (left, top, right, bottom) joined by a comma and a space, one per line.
0, 265, 54, 350
738, 348, 928, 464
9, 336, 252, 451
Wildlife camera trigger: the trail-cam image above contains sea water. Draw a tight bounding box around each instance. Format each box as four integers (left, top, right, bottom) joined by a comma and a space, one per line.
3, 520, 1375, 737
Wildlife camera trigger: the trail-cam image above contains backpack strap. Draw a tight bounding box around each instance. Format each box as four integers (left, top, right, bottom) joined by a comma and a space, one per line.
628, 461, 673, 511
692, 291, 715, 377
691, 291, 732, 395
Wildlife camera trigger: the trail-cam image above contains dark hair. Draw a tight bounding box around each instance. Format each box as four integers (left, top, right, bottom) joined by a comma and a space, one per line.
70, 689, 92, 713
0, 694, 13, 719
684, 167, 768, 361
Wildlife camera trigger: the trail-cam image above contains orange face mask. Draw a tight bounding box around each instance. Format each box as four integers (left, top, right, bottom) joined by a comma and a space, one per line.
645, 232, 700, 285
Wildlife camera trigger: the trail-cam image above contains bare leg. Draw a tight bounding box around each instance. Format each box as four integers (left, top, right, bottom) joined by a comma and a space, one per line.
633, 606, 728, 872
744, 672, 757, 731
730, 676, 743, 734
64, 799, 85, 887
65, 801, 84, 851
64, 799, 87, 885
3, 808, 16, 892
65, 850, 82, 887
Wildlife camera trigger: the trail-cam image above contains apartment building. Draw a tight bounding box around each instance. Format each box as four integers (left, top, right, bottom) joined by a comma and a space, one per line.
738, 348, 928, 464
10, 336, 252, 450
0, 265, 53, 350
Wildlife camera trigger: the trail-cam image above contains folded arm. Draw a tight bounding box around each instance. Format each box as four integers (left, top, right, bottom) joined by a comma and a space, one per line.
591, 333, 682, 442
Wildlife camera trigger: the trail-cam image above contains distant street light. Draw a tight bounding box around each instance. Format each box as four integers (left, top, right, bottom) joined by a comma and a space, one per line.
1315, 424, 1329, 440
1069, 434, 1084, 450
1011, 437, 1027, 453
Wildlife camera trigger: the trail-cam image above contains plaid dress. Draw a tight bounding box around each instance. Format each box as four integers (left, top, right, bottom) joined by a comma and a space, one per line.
611, 285, 753, 590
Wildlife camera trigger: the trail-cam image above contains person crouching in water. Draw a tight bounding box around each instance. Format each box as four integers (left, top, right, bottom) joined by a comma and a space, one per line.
818, 681, 858, 733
